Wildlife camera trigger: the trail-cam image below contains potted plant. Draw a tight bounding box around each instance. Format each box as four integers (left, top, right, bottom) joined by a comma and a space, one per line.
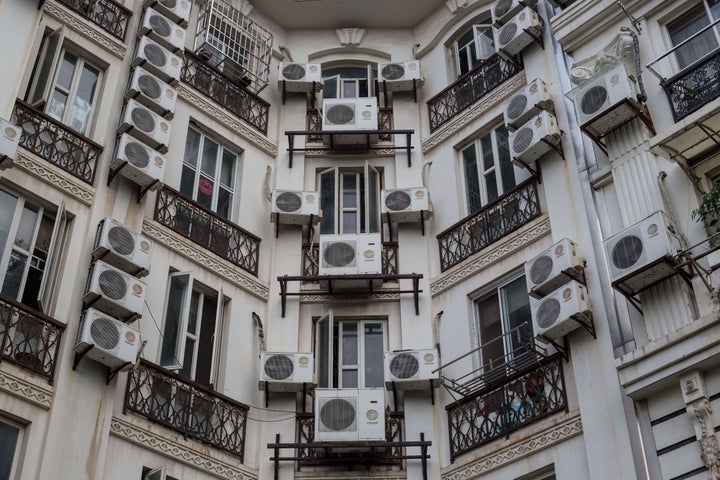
692, 182, 720, 269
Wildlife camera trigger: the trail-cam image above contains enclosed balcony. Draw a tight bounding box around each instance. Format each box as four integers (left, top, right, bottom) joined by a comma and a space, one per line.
54, 0, 132, 41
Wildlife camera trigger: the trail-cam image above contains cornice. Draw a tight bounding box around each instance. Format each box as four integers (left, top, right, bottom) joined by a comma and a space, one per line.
0, 367, 54, 410
44, 1, 126, 59
14, 150, 95, 206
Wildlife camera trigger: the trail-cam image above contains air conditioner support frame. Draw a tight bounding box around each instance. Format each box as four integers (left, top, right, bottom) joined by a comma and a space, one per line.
512, 135, 564, 178
389, 379, 436, 408
529, 265, 586, 299
538, 311, 596, 358
107, 160, 161, 202
580, 100, 655, 151
274, 213, 315, 238
377, 78, 419, 103
610, 255, 690, 299
384, 211, 428, 236
72, 344, 132, 384
535, 335, 570, 362
281, 80, 321, 105
263, 380, 314, 408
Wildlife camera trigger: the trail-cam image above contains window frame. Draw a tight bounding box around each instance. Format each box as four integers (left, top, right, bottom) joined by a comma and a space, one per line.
318, 163, 382, 235
665, 0, 720, 71
322, 66, 375, 99
0, 415, 24, 480
452, 20, 496, 78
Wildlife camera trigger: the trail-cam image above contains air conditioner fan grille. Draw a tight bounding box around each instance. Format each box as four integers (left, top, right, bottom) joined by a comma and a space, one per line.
131, 107, 156, 133
530, 255, 554, 286
138, 74, 162, 99
124, 140, 150, 168
98, 268, 128, 300
512, 126, 534, 154
390, 353, 420, 379
499, 22, 518, 47
108, 226, 136, 256
506, 94, 528, 120
385, 191, 412, 211
612, 235, 643, 270
264, 355, 295, 380
90, 316, 121, 350
319, 398, 356, 431
382, 64, 405, 81
494, 0, 514, 16
580, 85, 608, 115
323, 242, 356, 268
325, 104, 355, 125
536, 297, 561, 329
275, 192, 303, 212
143, 43, 167, 67
282, 64, 306, 80
149, 14, 172, 37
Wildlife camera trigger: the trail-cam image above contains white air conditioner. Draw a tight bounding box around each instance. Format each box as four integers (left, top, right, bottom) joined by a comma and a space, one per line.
126, 67, 177, 119
377, 61, 422, 92
138, 7, 187, 54
118, 99, 172, 154
144, 0, 191, 27
492, 0, 538, 26
258, 352, 314, 391
510, 110, 561, 167
111, 134, 166, 190
322, 97, 378, 146
525, 238, 584, 299
381, 187, 431, 223
495, 7, 542, 57
573, 62, 642, 138
93, 217, 153, 278
74, 308, 141, 370
133, 36, 182, 84
0, 117, 21, 170
319, 233, 382, 276
503, 78, 553, 130
603, 211, 682, 296
531, 281, 591, 341
384, 349, 439, 391
270, 190, 320, 225
315, 389, 385, 442
83, 261, 146, 321
278, 63, 322, 92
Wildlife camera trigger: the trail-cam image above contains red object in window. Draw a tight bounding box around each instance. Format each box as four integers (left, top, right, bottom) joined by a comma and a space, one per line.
198, 178, 213, 195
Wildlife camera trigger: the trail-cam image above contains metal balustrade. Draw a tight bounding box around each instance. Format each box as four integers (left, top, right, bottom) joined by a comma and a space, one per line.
663, 49, 720, 122
306, 107, 394, 142
154, 186, 261, 276
124, 359, 249, 459
302, 242, 399, 277
55, 0, 132, 41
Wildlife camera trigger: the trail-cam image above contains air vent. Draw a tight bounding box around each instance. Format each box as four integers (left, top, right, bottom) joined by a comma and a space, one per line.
385, 191, 411, 211
90, 316, 121, 349
495, 7, 542, 56
326, 104, 355, 125
498, 22, 518, 45
126, 67, 177, 119
384, 348, 439, 390
83, 260, 146, 321
509, 110, 561, 167
98, 269, 127, 300
524, 238, 584, 298
111, 134, 167, 191
612, 235, 643, 270
535, 297, 561, 329
108, 226, 135, 256
507, 95, 528, 121
270, 190, 320, 225
124, 141, 150, 168
382, 64, 405, 80
323, 242, 356, 268
319, 398, 356, 431
531, 281, 591, 341
139, 7, 186, 53
118, 99, 172, 153
494, 0, 515, 17
133, 36, 182, 84
530, 255, 553, 286
377, 61, 422, 92
258, 352, 314, 391
0, 117, 21, 169
389, 353, 419, 379
263, 354, 294, 380
282, 64, 306, 80
275, 192, 302, 212
381, 187, 431, 223
93, 217, 153, 277
513, 126, 534, 152
74, 308, 141, 370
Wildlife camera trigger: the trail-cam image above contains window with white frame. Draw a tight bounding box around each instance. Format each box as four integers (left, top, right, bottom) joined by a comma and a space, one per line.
159, 272, 224, 388
667, 0, 720, 69
0, 416, 23, 480
318, 164, 381, 235
452, 21, 496, 77
180, 126, 238, 220
27, 28, 101, 136
315, 311, 386, 389
142, 466, 178, 480
322, 66, 376, 99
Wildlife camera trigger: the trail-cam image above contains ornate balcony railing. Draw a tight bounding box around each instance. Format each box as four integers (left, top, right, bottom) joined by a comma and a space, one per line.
302, 242, 399, 277
446, 354, 566, 461
12, 99, 101, 184
55, 0, 132, 41
0, 294, 65, 382
154, 186, 260, 276
427, 54, 523, 132
306, 107, 394, 142
437, 178, 541, 272
180, 50, 270, 135
663, 48, 720, 122
124, 359, 249, 459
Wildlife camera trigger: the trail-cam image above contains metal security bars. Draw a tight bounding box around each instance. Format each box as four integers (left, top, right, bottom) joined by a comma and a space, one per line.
437, 178, 541, 272
154, 186, 261, 276
124, 360, 249, 459
302, 242, 399, 277
55, 0, 132, 41
427, 54, 523, 132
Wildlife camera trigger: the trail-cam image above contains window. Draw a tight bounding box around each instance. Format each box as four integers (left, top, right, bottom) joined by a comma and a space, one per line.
180, 127, 238, 220
453, 22, 495, 77
0, 416, 22, 480
323, 67, 375, 99
667, 0, 720, 69
142, 466, 178, 480
462, 125, 517, 214
319, 164, 381, 235
315, 311, 386, 389
160, 272, 224, 388
28, 28, 101, 136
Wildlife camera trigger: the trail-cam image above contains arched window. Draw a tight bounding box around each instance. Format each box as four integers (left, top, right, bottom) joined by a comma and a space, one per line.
322, 66, 376, 99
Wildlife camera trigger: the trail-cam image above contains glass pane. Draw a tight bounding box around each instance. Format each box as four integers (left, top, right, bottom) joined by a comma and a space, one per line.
183, 129, 201, 168
363, 323, 384, 388
342, 212, 357, 234
217, 188, 232, 219
320, 170, 336, 234
197, 176, 214, 210
201, 138, 218, 177
179, 166, 195, 198
0, 420, 20, 480
180, 338, 195, 378
195, 295, 218, 386
187, 290, 200, 334
2, 251, 28, 300
48, 90, 68, 122
15, 205, 39, 251
485, 171, 498, 202
160, 275, 190, 366
57, 53, 76, 90
463, 145, 482, 212
343, 80, 357, 98
712, 0, 720, 20
22, 214, 52, 310
481, 134, 494, 170
342, 323, 358, 365
220, 150, 236, 188
29, 29, 63, 106
475, 25, 495, 59
668, 5, 717, 69
323, 76, 338, 99
501, 276, 532, 353
68, 64, 99, 134
367, 167, 379, 233
497, 126, 515, 193
342, 369, 358, 388
342, 174, 357, 208
359, 80, 368, 98
0, 190, 18, 256
317, 319, 329, 387
478, 292, 504, 369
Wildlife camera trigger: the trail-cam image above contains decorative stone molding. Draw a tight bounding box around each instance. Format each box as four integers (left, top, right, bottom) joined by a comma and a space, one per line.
15, 151, 95, 206
336, 28, 365, 47
142, 219, 270, 300
110, 416, 258, 480
569, 32, 635, 85
445, 0, 470, 14
44, 1, 126, 59
176, 84, 277, 157
430, 216, 551, 295
296, 473, 405, 480
300, 292, 401, 303
303, 147, 397, 157
422, 73, 525, 153
0, 368, 54, 409
680, 372, 720, 479
441, 414, 583, 480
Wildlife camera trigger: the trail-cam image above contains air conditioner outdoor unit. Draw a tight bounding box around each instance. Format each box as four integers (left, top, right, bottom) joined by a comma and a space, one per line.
525, 238, 584, 299
278, 63, 322, 92
510, 110, 561, 167
118, 99, 172, 153
126, 66, 177, 119
258, 352, 314, 391
492, 0, 538, 26
531, 280, 591, 341
144, 0, 191, 27
319, 233, 382, 276
74, 308, 141, 370
138, 7, 187, 54
111, 134, 166, 190
93, 217, 153, 278
603, 211, 682, 296
381, 187, 431, 223
315, 389, 385, 442
384, 349, 439, 390
83, 261, 146, 321
377, 61, 422, 92
495, 7, 542, 57
270, 190, 320, 225
0, 117, 21, 170
573, 62, 642, 138
132, 36, 182, 84
503, 78, 553, 130
322, 97, 378, 146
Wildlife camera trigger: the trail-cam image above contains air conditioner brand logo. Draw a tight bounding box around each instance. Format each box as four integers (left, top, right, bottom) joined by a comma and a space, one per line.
415, 190, 425, 198
519, 12, 526, 21
647, 223, 658, 237
125, 331, 136, 344
140, 240, 151, 252
132, 284, 143, 296
309, 65, 319, 73
165, 88, 175, 99
366, 409, 379, 422
423, 352, 435, 363
306, 194, 316, 202
562, 288, 573, 301
298, 356, 310, 366
610, 73, 620, 85
363, 249, 375, 259
554, 244, 564, 257
529, 83, 538, 94
361, 111, 372, 119
534, 116, 543, 127
154, 156, 164, 166
160, 122, 169, 132
171, 58, 180, 67
4, 127, 17, 139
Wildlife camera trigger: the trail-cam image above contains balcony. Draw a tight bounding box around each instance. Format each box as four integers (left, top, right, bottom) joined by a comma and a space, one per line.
154, 186, 261, 276
55, 0, 132, 41
437, 178, 541, 272
0, 294, 66, 383
124, 359, 249, 459
180, 50, 271, 135
306, 107, 394, 143
427, 54, 523, 132
302, 241, 398, 277
12, 99, 101, 185
662, 49, 720, 122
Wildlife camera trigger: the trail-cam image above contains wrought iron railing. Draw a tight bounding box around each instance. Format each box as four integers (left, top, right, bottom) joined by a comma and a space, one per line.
124, 359, 249, 459
302, 242, 399, 277
180, 50, 270, 135
663, 49, 720, 122
12, 99, 101, 184
437, 178, 541, 272
427, 54, 523, 132
154, 186, 261, 276
446, 354, 566, 461
306, 107, 394, 142
0, 294, 65, 382
55, 0, 132, 41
